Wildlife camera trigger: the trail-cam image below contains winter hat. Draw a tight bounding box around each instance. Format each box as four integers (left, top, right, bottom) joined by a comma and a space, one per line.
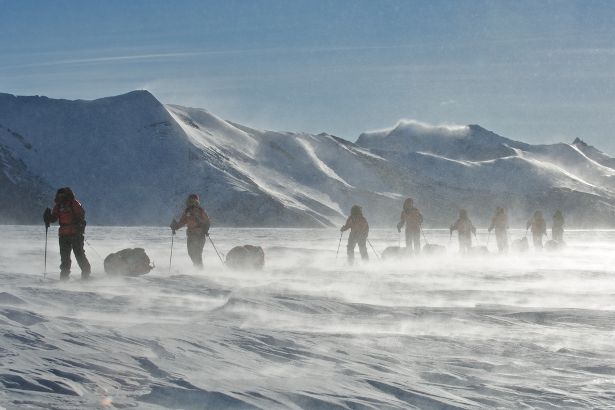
186, 194, 200, 207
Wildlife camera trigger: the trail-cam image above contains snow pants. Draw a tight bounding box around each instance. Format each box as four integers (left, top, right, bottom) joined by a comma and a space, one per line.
495, 230, 508, 253
347, 232, 368, 264
552, 227, 563, 242
187, 233, 206, 268
405, 229, 421, 254
458, 233, 472, 254
532, 234, 543, 250
59, 234, 91, 279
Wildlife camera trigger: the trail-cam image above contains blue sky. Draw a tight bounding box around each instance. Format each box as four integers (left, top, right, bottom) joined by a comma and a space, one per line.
2, 0, 615, 153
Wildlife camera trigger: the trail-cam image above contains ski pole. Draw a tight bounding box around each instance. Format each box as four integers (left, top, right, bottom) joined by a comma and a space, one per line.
168, 233, 174, 274
207, 235, 225, 265
44, 226, 48, 280
335, 231, 343, 260
367, 239, 381, 260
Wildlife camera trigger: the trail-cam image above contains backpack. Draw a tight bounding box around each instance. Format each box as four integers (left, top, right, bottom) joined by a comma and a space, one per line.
104, 248, 153, 276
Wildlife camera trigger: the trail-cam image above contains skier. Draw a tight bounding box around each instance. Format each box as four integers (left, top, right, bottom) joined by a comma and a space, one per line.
43, 187, 91, 280
488, 207, 509, 253
170, 194, 210, 269
552, 210, 565, 242
397, 197, 423, 255
450, 209, 476, 254
341, 205, 369, 265
527, 211, 547, 250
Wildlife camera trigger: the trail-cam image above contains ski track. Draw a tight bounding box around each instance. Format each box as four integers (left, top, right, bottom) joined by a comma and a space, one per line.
1, 226, 615, 409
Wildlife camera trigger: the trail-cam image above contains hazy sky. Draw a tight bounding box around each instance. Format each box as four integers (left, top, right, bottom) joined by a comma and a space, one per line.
2, 0, 615, 153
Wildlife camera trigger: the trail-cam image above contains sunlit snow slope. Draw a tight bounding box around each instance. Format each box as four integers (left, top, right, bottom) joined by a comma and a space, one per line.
2, 91, 615, 226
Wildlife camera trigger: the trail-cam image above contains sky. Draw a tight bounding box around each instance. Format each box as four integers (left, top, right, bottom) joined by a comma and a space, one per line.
2, 0, 615, 153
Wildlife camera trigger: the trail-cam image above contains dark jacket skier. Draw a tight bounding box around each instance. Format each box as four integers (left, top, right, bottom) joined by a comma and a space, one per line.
43, 187, 91, 280
552, 210, 564, 242
397, 198, 423, 254
450, 209, 476, 254
171, 194, 211, 269
341, 205, 369, 264
488, 207, 509, 253
527, 211, 547, 250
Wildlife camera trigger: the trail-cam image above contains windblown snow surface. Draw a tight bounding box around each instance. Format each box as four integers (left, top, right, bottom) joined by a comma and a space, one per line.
2, 226, 615, 409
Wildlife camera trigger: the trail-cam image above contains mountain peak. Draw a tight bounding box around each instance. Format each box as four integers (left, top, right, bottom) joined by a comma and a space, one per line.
572, 137, 587, 147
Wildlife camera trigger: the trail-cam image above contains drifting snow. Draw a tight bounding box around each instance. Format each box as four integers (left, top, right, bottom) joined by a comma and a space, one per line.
2, 226, 615, 408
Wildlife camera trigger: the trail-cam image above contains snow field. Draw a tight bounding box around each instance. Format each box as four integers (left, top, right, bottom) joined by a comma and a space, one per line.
1, 227, 615, 408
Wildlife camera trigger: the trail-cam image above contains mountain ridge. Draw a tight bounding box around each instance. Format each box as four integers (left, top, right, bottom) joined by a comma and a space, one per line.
1, 90, 615, 227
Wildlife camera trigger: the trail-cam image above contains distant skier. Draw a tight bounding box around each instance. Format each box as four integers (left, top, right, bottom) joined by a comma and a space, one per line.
43, 187, 91, 280
170, 194, 210, 269
527, 211, 547, 250
341, 205, 369, 265
450, 209, 476, 254
397, 197, 423, 255
552, 210, 565, 242
488, 207, 509, 253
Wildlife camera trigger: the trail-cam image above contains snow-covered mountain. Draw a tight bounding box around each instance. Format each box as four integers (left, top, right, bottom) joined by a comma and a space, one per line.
1, 91, 615, 227
0, 124, 53, 223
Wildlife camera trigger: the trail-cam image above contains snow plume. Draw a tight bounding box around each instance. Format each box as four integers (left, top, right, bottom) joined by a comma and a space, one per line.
362, 119, 470, 140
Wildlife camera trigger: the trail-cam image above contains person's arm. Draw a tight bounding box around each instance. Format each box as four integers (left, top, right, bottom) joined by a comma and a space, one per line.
71, 200, 85, 219
418, 211, 423, 225
488, 218, 495, 232
71, 200, 87, 233
397, 212, 405, 231
174, 211, 187, 230
341, 217, 351, 232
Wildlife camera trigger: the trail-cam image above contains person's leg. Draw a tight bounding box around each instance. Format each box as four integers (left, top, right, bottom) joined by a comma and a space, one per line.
412, 230, 421, 255
359, 237, 368, 260
554, 228, 563, 242
187, 235, 204, 268
532, 234, 542, 250
460, 235, 470, 254
404, 229, 412, 254
496, 232, 504, 253
59, 236, 72, 279
346, 234, 357, 265
195, 235, 206, 268
71, 235, 91, 279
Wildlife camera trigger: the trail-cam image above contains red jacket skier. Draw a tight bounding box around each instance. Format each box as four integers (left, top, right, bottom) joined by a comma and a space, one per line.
43, 187, 91, 280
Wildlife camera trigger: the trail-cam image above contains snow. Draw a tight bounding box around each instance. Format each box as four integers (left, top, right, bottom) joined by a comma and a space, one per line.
2, 226, 615, 408
3, 90, 615, 227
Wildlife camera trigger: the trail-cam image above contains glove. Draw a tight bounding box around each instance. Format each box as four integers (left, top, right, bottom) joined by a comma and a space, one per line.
171, 228, 176, 235
340, 226, 344, 232
396, 222, 403, 232
488, 227, 493, 233
43, 208, 52, 228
